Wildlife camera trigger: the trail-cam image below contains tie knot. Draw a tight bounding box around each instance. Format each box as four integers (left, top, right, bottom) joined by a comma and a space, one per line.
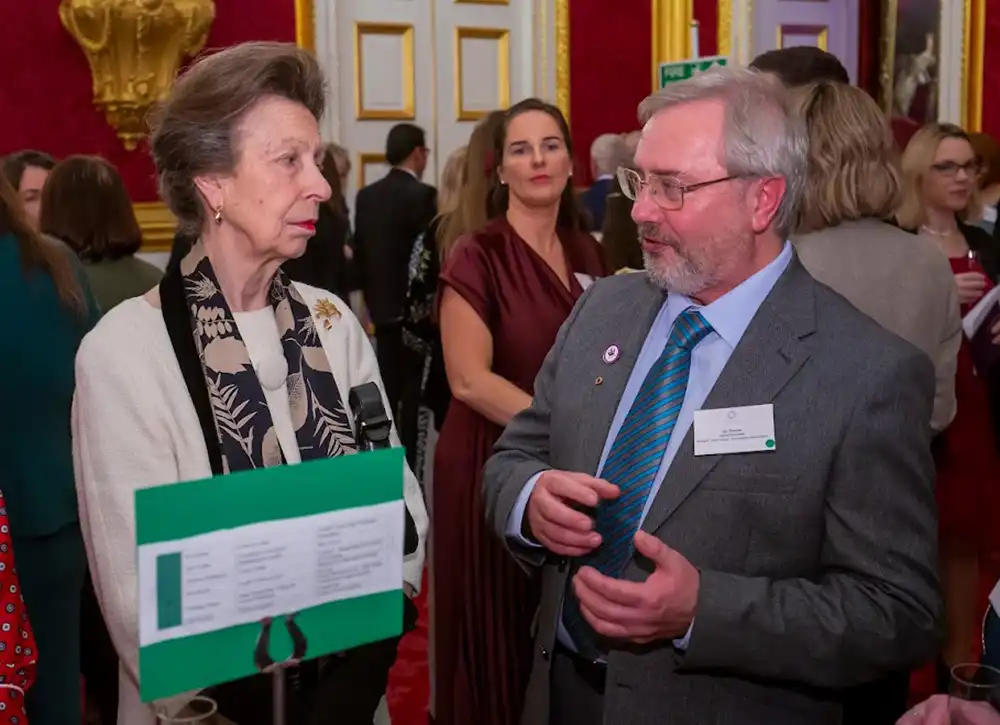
668, 309, 713, 351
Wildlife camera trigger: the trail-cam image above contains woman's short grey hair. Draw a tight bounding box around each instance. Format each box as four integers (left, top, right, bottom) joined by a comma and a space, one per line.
637, 66, 807, 239
149, 42, 327, 236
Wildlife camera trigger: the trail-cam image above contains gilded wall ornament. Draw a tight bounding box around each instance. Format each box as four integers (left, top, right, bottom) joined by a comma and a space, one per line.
59, 0, 216, 150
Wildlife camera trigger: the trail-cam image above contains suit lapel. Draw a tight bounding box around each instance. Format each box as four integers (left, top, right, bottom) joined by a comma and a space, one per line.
641, 257, 818, 535
577, 275, 665, 476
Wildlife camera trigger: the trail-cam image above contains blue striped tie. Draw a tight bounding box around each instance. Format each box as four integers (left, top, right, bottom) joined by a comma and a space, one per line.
563, 308, 713, 656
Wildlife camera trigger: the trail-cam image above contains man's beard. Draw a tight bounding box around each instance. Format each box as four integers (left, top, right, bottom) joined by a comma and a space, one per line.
639, 222, 751, 296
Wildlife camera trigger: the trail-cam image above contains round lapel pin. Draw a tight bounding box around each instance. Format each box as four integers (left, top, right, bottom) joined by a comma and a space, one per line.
603, 344, 620, 364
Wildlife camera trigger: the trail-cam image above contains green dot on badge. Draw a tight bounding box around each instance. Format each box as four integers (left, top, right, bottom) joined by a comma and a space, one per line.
765, 439, 775, 449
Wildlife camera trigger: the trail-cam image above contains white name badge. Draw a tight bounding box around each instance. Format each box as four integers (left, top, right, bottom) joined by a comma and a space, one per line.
693, 404, 776, 456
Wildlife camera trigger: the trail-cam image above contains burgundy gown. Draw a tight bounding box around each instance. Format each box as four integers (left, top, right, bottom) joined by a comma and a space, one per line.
432, 216, 607, 725
936, 255, 1000, 550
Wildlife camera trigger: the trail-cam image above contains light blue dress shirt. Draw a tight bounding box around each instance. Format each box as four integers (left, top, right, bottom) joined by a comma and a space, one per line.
505, 242, 793, 652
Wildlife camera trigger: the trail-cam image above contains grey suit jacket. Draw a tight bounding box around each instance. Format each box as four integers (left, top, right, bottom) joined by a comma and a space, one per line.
483, 256, 942, 725
794, 218, 961, 432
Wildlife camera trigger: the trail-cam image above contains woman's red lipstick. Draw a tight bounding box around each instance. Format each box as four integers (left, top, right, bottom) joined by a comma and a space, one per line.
293, 220, 316, 232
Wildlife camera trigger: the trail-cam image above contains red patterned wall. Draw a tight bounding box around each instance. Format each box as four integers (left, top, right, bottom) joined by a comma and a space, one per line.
983, 0, 1000, 137
570, 0, 719, 185
694, 0, 719, 57
0, 0, 295, 202
569, 0, 651, 185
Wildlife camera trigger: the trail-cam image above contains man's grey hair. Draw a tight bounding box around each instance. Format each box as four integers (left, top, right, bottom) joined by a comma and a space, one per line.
621, 130, 642, 169
590, 133, 626, 177
637, 66, 807, 239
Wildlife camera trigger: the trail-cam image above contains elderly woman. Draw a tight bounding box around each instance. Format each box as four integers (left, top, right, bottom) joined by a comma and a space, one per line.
71, 42, 428, 725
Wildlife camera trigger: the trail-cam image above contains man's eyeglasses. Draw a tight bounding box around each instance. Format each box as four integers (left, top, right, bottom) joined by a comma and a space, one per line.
617, 166, 745, 210
930, 160, 980, 177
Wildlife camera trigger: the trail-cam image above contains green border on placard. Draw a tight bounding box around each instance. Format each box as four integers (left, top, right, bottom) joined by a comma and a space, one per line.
135, 448, 405, 544
135, 448, 405, 702
139, 590, 401, 701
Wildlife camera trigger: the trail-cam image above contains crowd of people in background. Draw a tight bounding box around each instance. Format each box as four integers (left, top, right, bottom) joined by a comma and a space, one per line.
2, 39, 1000, 725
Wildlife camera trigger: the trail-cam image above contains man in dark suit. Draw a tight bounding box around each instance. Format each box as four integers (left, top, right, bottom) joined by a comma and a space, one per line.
353, 123, 437, 419
483, 66, 940, 725
600, 131, 642, 271
581, 134, 624, 231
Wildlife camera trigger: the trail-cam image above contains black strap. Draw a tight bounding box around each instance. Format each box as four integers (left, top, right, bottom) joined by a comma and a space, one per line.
349, 382, 393, 450
159, 256, 225, 476
349, 382, 418, 555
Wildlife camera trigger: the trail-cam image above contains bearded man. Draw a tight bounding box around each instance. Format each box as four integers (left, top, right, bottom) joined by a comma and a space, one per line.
481, 67, 942, 725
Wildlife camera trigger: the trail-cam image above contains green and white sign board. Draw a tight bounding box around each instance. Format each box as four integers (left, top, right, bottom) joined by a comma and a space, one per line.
136, 448, 405, 702
658, 55, 729, 89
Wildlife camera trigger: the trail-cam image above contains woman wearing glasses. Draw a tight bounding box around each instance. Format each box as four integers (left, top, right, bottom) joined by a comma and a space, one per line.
433, 98, 605, 725
897, 123, 1000, 688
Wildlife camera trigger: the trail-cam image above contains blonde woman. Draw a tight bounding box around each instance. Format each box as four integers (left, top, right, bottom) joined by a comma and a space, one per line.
791, 82, 960, 433
436, 110, 505, 261
899, 122, 1000, 684
790, 81, 961, 721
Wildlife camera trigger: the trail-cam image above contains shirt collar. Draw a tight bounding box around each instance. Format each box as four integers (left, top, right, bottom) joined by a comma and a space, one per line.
394, 166, 418, 179
595, 173, 615, 182
665, 241, 793, 349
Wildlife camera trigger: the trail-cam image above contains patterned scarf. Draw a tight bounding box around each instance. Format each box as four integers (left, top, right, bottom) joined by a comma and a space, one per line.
180, 242, 357, 473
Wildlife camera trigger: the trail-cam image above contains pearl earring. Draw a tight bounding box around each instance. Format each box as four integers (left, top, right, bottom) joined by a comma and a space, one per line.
214, 207, 223, 225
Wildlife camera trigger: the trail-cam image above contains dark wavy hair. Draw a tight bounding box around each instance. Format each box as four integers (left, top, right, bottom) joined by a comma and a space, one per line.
40, 155, 143, 262
490, 98, 586, 232
1, 149, 56, 191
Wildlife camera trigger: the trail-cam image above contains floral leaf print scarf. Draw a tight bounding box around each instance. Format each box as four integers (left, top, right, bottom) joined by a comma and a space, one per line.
180, 242, 357, 473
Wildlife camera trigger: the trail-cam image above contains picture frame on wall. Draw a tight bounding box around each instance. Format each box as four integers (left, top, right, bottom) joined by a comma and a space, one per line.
879, 0, 941, 126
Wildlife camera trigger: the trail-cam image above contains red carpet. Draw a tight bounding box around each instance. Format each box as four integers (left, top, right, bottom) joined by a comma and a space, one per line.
387, 571, 430, 725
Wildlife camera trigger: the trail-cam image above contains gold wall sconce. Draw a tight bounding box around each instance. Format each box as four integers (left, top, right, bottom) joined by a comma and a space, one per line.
59, 0, 216, 151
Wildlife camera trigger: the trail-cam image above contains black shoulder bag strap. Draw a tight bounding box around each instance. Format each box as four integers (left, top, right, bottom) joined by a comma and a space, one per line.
349, 382, 418, 555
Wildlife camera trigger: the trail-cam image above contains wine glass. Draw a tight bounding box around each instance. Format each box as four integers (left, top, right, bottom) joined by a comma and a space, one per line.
949, 663, 1000, 720
968, 247, 981, 268
157, 696, 219, 723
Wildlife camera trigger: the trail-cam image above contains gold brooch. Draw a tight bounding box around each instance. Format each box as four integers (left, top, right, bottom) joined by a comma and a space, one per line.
313, 298, 341, 330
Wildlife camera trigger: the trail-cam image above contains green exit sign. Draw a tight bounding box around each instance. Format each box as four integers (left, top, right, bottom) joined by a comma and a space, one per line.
658, 55, 730, 89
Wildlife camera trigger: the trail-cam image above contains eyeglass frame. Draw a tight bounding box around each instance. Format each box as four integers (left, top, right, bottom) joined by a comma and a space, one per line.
930, 159, 980, 177
617, 166, 750, 210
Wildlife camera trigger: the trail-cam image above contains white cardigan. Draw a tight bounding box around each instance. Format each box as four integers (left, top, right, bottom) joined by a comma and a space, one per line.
72, 282, 429, 725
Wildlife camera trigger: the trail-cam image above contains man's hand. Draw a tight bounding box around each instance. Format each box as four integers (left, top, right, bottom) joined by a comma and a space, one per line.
990, 317, 1000, 345
526, 470, 619, 557
898, 694, 1000, 724
573, 530, 699, 644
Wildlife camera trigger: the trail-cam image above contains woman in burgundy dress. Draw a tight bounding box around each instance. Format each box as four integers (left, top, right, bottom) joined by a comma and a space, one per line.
900, 123, 1000, 676
433, 98, 607, 725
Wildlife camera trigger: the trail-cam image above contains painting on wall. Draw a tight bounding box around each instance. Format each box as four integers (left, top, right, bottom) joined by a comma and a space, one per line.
881, 0, 940, 125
